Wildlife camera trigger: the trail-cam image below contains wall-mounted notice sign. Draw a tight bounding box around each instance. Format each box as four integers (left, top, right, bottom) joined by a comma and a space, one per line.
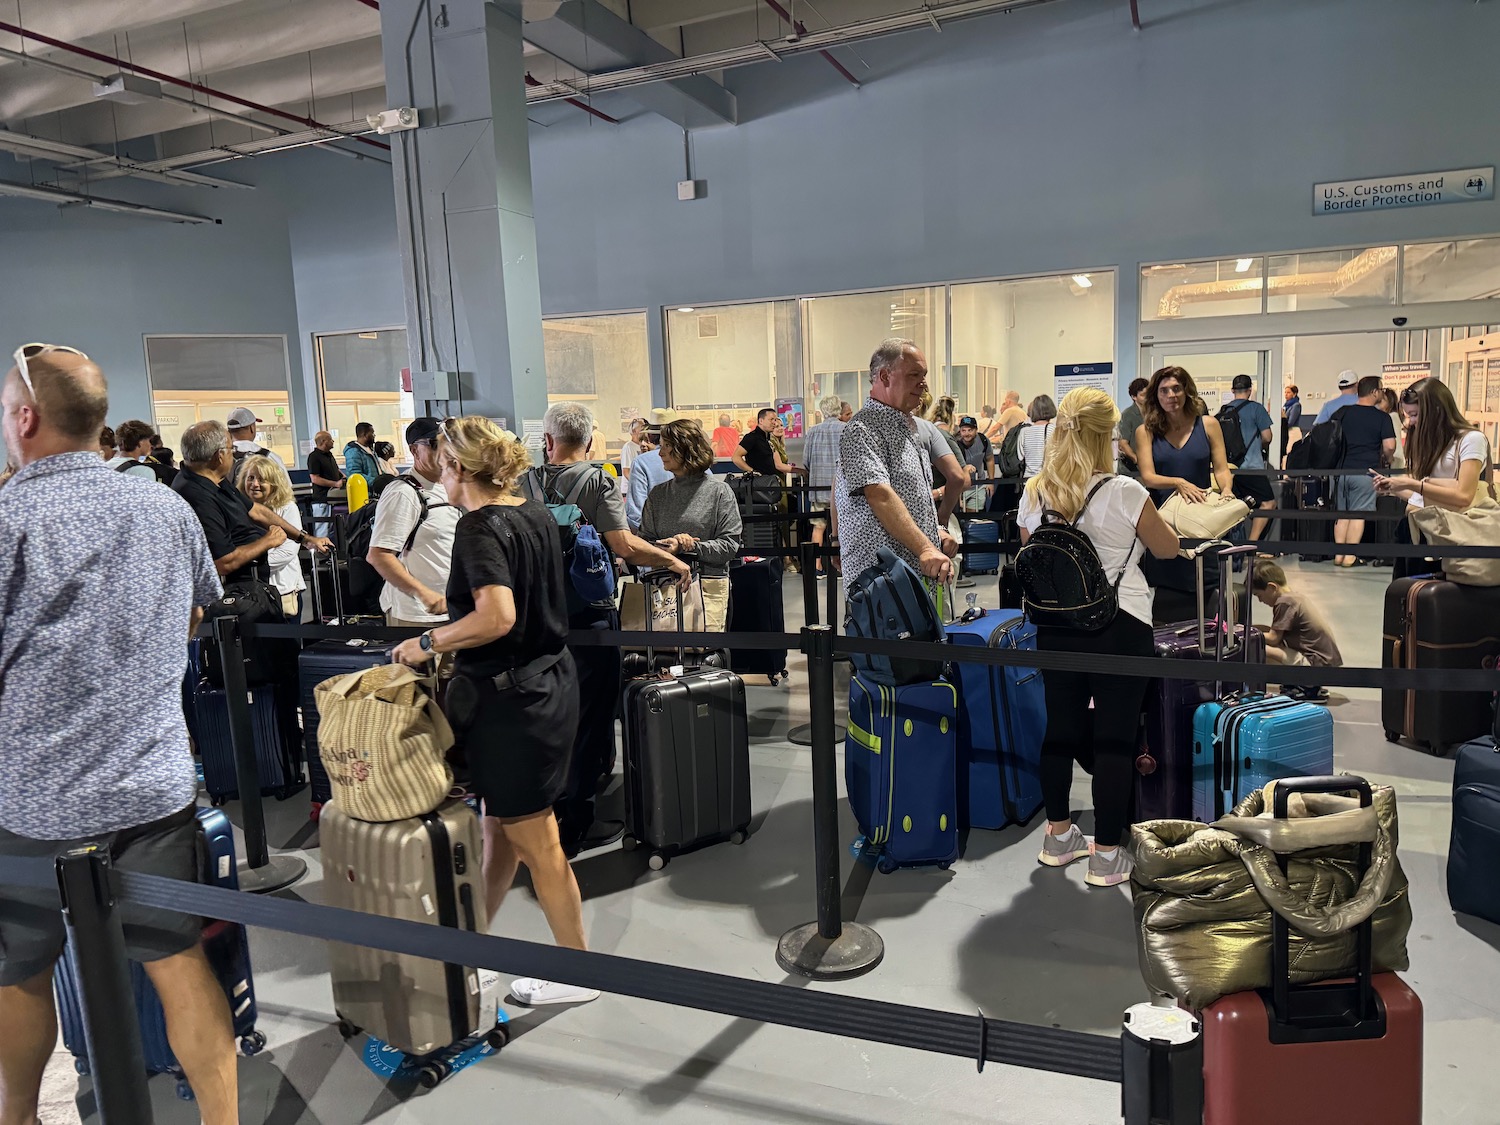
1053, 362, 1115, 402
1381, 362, 1430, 394
1314, 167, 1492, 215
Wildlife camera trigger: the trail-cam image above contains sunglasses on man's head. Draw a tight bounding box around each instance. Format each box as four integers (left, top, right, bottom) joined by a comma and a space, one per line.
13, 342, 89, 398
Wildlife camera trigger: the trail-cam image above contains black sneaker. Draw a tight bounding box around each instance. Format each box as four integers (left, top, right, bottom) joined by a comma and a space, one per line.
574, 819, 625, 855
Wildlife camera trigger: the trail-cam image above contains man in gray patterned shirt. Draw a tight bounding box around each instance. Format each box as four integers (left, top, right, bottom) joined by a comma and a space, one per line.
0, 347, 240, 1125
836, 338, 958, 584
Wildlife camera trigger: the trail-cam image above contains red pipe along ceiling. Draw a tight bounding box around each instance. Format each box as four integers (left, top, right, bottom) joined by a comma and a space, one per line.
759, 0, 861, 87
0, 17, 391, 152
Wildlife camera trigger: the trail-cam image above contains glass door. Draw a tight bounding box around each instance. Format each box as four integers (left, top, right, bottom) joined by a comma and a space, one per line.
1145, 339, 1285, 460
1446, 333, 1500, 454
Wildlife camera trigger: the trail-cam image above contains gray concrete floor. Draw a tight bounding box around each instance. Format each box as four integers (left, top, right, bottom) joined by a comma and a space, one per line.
50, 558, 1500, 1124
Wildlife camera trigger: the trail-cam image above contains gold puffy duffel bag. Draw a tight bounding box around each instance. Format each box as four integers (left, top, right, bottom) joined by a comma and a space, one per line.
1130, 781, 1411, 1010
315, 665, 454, 823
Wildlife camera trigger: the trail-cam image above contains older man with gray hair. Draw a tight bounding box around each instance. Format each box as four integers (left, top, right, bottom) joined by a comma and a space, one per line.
836, 338, 958, 586
524, 401, 688, 856
802, 392, 847, 576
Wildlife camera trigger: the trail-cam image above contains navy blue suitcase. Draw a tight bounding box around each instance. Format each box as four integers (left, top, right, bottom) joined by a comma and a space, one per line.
962, 519, 1000, 575
298, 639, 398, 817
193, 683, 301, 805
55, 808, 264, 1100
1448, 736, 1500, 925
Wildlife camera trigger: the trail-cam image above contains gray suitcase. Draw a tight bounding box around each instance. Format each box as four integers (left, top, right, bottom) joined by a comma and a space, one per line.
320, 799, 506, 1063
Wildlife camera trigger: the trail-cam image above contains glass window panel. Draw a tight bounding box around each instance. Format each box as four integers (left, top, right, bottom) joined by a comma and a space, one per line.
804, 286, 947, 414
1403, 238, 1500, 303
314, 329, 413, 462
145, 336, 295, 466
542, 312, 651, 459
1141, 258, 1264, 321
1265, 246, 1397, 312
666, 301, 797, 445
952, 272, 1115, 417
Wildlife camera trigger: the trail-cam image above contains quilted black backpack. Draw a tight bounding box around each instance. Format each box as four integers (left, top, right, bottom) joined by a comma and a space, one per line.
1014, 477, 1130, 632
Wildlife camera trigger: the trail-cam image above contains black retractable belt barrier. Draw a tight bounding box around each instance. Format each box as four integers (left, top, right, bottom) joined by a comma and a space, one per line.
211, 616, 306, 894
56, 848, 155, 1125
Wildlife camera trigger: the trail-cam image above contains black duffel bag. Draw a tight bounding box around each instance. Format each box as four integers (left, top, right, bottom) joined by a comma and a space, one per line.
201, 574, 289, 687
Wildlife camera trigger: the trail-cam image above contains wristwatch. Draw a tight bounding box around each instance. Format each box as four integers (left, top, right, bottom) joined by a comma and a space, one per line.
419, 630, 435, 653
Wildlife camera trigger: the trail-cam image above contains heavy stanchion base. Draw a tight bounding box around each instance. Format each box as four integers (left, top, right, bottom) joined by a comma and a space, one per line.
776, 921, 884, 980
788, 722, 846, 746
237, 855, 307, 894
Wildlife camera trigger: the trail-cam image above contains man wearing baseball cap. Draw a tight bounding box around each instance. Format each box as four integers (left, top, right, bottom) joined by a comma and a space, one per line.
366, 417, 460, 629
1313, 370, 1362, 426
226, 406, 286, 471
954, 414, 995, 511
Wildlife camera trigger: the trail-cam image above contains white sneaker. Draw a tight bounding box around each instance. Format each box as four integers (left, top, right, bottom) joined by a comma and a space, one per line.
510, 977, 600, 1006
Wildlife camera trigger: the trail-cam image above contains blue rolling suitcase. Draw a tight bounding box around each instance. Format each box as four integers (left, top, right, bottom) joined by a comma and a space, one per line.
193, 683, 300, 805
945, 608, 1045, 830
962, 518, 1000, 575
55, 808, 264, 1100
1448, 736, 1500, 925
298, 639, 398, 818
846, 676, 959, 872
1190, 694, 1334, 822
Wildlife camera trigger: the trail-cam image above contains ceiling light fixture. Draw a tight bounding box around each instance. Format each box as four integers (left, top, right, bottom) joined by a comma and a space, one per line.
1072, 274, 1093, 288
1235, 258, 1254, 273
677, 307, 695, 313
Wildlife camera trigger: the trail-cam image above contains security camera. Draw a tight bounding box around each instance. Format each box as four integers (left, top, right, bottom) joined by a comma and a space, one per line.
366, 107, 419, 135
1393, 316, 1408, 327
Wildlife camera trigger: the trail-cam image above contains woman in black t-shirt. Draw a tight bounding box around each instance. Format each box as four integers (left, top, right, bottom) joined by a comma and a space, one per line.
391, 416, 596, 1008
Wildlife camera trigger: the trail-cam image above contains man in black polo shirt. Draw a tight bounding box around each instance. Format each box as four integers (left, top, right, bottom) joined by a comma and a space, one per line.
733, 408, 782, 476
174, 420, 330, 580
306, 430, 344, 501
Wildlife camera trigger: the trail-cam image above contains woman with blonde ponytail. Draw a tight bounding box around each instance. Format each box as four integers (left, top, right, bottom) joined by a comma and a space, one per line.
391, 415, 600, 1008
1018, 387, 1179, 887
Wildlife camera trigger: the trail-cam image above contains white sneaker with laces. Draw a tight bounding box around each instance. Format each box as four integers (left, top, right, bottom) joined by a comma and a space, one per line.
510, 977, 600, 1006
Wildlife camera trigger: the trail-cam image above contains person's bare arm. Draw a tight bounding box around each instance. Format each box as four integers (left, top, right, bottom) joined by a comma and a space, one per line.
1135, 500, 1181, 560
189, 606, 204, 644
393, 585, 513, 665
731, 446, 752, 474
213, 527, 284, 578
933, 453, 965, 524
864, 483, 951, 581
1379, 458, 1484, 510
309, 473, 343, 488
1116, 436, 1136, 465
1203, 416, 1235, 496
603, 528, 691, 585
368, 547, 446, 615
249, 501, 331, 552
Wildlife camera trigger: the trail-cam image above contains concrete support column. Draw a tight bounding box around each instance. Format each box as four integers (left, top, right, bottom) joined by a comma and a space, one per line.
379, 0, 548, 430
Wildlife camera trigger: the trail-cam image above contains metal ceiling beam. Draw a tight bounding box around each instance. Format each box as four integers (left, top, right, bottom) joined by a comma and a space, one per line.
0, 178, 218, 222
73, 118, 383, 183
525, 0, 1063, 103
521, 0, 737, 127
0, 127, 249, 188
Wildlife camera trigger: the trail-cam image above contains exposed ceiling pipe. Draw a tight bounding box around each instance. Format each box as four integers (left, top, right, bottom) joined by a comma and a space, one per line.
0, 18, 390, 153
0, 127, 248, 189
759, 0, 861, 87
0, 178, 216, 222
526, 0, 1062, 103
522, 73, 620, 124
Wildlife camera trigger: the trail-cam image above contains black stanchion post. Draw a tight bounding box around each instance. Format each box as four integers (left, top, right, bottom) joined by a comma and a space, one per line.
799, 539, 819, 628
777, 626, 883, 979
212, 616, 306, 894
56, 847, 155, 1125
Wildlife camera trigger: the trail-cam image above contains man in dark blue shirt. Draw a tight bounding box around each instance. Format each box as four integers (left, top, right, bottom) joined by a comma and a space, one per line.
1333, 375, 1397, 567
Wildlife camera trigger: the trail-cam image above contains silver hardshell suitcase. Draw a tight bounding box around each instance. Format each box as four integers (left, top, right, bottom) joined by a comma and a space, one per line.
320, 799, 505, 1062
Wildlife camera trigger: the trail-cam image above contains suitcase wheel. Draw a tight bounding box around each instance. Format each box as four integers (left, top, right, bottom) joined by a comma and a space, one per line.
485, 1024, 511, 1051
648, 853, 668, 871
877, 856, 898, 875
938, 861, 952, 871
175, 1079, 196, 1102
417, 1061, 450, 1089
239, 1031, 266, 1057
210, 796, 227, 808
337, 1019, 362, 1040
73, 1058, 90, 1077
730, 829, 748, 845
1384, 729, 1402, 744
620, 834, 638, 852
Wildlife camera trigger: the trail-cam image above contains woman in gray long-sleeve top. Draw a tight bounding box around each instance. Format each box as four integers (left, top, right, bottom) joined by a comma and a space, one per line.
639, 420, 742, 631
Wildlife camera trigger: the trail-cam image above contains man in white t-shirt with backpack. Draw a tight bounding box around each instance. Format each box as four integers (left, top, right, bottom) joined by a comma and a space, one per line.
367, 417, 460, 628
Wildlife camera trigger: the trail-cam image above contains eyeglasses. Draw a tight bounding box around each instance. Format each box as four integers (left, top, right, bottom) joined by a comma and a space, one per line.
13, 342, 88, 399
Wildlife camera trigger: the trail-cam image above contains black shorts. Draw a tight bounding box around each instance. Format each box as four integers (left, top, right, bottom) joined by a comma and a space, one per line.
0, 805, 201, 987
447, 652, 580, 819
1232, 472, 1276, 507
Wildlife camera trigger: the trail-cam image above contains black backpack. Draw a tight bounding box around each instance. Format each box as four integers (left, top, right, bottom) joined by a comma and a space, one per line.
1014, 477, 1131, 632
1298, 406, 1350, 471
340, 476, 445, 613
997, 422, 1029, 477
1215, 400, 1249, 466
228, 444, 272, 488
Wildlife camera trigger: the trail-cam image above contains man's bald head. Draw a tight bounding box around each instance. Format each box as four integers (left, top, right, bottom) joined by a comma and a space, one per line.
5, 350, 109, 443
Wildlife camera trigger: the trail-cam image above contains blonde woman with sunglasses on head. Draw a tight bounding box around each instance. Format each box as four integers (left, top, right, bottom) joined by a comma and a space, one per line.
1018, 387, 1179, 887
390, 416, 597, 1008
236, 454, 307, 619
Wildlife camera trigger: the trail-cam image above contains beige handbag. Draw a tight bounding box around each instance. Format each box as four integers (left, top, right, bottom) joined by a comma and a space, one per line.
315, 665, 455, 823
1158, 487, 1250, 541
1409, 487, 1500, 587
619, 577, 707, 634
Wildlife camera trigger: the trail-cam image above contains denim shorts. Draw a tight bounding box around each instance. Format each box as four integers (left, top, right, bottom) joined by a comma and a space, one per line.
1337, 473, 1377, 513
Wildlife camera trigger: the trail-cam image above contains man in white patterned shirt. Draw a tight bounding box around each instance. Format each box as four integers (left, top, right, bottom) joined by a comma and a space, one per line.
0, 347, 240, 1125
803, 393, 846, 576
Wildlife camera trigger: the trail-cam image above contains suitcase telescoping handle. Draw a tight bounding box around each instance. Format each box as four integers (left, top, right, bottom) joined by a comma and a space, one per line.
1267, 774, 1378, 1035
1183, 540, 1257, 672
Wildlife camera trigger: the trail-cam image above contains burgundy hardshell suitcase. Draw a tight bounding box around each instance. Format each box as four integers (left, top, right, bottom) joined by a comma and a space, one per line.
1381, 575, 1500, 755
1200, 776, 1422, 1125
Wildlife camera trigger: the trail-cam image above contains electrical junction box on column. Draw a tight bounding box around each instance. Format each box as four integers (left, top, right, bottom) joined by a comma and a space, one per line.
412, 369, 455, 400
677, 179, 706, 201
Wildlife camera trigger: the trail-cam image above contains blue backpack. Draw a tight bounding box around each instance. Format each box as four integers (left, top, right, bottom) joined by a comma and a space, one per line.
843, 547, 948, 685
523, 465, 617, 615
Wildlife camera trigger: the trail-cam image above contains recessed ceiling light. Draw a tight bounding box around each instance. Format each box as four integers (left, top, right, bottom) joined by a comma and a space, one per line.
1235, 258, 1254, 273
678, 307, 695, 313
1071, 274, 1092, 288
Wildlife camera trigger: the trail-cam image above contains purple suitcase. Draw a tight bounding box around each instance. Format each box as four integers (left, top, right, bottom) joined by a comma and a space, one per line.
1134, 544, 1265, 823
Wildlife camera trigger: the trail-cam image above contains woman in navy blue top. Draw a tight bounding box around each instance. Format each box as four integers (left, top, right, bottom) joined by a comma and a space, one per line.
1134, 366, 1235, 623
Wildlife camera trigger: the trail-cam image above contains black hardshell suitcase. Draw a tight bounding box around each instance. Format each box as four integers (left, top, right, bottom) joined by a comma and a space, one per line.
622, 576, 753, 869
1381, 576, 1500, 754
298, 639, 399, 817
727, 556, 789, 684
194, 683, 302, 804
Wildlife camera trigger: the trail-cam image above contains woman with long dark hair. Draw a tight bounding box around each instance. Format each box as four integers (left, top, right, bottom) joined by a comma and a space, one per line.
1134, 366, 1235, 623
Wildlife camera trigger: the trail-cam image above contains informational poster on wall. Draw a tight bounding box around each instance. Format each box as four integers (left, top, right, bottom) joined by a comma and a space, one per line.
775, 398, 805, 439
1053, 362, 1115, 403
521, 418, 545, 454
1381, 362, 1430, 395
